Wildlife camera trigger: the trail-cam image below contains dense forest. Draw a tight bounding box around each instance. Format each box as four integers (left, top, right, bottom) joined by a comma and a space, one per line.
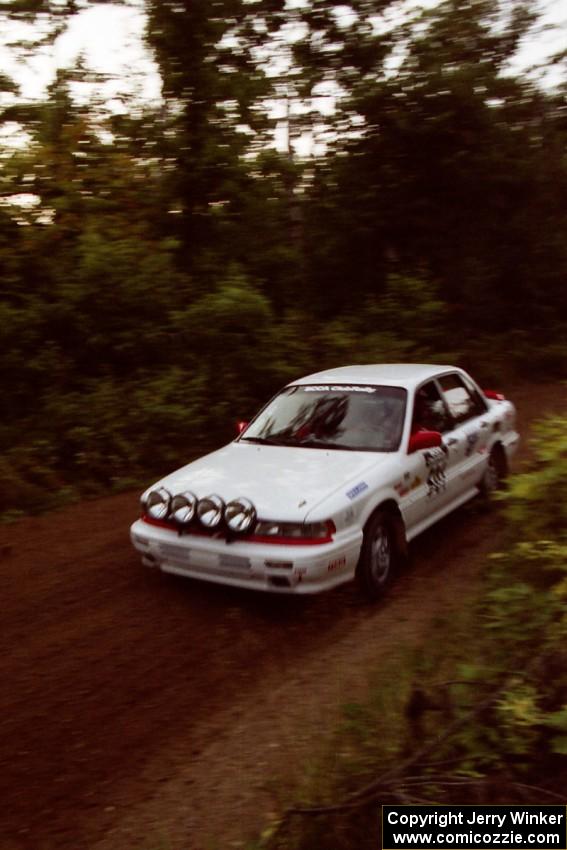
1, 0, 566, 515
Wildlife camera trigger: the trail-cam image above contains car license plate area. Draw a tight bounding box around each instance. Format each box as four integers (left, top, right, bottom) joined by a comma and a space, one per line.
218, 553, 251, 570
158, 542, 252, 576
159, 542, 192, 563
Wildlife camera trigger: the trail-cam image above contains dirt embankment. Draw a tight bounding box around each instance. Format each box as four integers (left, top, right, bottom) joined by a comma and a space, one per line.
0, 382, 563, 850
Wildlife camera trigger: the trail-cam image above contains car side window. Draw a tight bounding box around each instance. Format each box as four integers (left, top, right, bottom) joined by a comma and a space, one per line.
461, 373, 489, 415
412, 381, 451, 434
438, 373, 486, 425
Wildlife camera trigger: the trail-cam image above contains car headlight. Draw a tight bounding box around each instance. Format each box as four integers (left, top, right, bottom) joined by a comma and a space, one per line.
225, 498, 256, 533
254, 520, 335, 540
197, 495, 225, 528
145, 487, 172, 521
171, 491, 198, 526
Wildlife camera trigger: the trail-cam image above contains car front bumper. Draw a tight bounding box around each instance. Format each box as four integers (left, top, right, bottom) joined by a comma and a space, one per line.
130, 519, 363, 594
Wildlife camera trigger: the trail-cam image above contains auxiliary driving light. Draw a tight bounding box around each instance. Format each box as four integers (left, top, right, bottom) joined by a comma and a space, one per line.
197, 495, 225, 528
145, 487, 172, 521
225, 498, 256, 533
170, 491, 198, 525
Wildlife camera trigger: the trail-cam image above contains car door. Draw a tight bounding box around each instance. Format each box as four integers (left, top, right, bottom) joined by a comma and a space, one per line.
402, 380, 456, 532
436, 372, 491, 495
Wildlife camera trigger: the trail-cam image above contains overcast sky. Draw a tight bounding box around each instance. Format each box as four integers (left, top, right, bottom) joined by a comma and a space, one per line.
1, 3, 160, 107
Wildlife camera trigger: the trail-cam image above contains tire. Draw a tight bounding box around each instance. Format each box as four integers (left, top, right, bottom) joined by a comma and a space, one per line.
479, 444, 507, 505
356, 510, 402, 600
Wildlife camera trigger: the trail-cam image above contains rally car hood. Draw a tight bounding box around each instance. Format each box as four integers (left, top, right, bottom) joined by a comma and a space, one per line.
148, 441, 394, 522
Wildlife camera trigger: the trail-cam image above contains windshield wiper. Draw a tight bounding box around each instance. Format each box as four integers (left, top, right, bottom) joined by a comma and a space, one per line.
298, 438, 358, 451
240, 435, 296, 446
242, 435, 359, 450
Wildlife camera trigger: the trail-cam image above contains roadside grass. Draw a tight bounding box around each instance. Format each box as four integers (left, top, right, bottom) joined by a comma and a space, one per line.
0, 476, 145, 524
252, 416, 567, 850
251, 606, 477, 850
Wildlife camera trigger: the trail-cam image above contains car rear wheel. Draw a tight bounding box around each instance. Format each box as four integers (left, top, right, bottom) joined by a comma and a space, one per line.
356, 510, 400, 600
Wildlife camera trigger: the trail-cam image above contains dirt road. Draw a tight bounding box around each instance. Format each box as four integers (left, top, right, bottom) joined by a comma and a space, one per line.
1, 383, 562, 850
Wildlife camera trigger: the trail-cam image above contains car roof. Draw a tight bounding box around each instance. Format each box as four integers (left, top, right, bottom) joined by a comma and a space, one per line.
292, 363, 458, 390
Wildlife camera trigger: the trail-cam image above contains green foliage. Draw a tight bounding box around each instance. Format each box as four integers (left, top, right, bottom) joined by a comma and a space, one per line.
297, 0, 567, 340
501, 415, 567, 535
315, 273, 452, 367
430, 419, 567, 775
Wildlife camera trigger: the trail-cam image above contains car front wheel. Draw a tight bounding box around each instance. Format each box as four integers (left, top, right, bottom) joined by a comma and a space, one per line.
356, 510, 400, 600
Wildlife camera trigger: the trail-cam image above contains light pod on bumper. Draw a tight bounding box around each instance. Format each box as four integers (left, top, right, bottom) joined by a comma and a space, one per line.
170, 491, 198, 526
225, 498, 256, 533
197, 495, 225, 528
145, 487, 172, 521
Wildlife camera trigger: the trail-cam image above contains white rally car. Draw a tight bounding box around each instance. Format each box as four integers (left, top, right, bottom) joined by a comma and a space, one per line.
130, 364, 519, 597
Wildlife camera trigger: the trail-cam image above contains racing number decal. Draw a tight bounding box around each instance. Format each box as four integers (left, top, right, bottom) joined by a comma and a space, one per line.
424, 446, 448, 497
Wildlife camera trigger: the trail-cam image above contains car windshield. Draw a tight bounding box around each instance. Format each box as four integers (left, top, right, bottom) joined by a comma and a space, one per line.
240, 384, 407, 452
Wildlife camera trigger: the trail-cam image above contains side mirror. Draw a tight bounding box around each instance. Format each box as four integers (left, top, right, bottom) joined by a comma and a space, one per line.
236, 420, 249, 435
483, 389, 506, 401
408, 430, 442, 454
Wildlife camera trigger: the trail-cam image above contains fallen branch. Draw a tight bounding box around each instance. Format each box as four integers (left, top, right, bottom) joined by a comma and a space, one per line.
287, 689, 498, 817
